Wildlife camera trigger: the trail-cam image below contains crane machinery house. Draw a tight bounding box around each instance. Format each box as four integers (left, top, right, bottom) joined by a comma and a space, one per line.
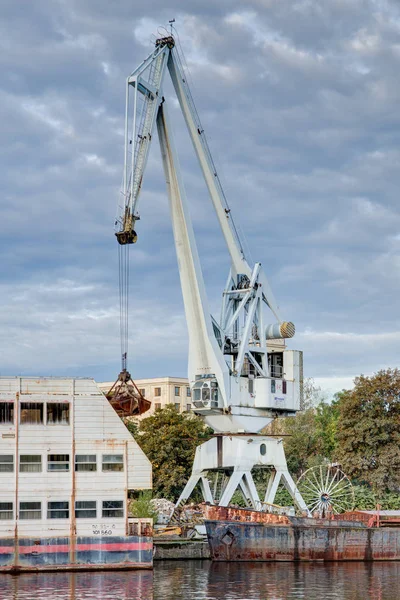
0, 377, 153, 572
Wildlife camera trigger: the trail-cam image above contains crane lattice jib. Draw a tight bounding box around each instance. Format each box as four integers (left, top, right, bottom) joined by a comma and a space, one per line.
130, 51, 165, 207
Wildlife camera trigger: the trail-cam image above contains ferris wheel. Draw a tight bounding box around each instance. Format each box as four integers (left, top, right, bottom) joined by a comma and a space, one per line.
297, 464, 355, 516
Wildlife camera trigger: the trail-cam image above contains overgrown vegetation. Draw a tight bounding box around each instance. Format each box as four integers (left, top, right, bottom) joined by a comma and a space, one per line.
129, 490, 159, 520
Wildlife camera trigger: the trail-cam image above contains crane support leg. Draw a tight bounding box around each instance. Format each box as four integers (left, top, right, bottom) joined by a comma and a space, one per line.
175, 436, 309, 514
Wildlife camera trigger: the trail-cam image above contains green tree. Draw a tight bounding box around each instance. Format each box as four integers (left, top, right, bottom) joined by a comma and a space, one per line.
276, 379, 333, 477
314, 397, 340, 461
282, 406, 321, 476
336, 369, 400, 495
134, 405, 213, 501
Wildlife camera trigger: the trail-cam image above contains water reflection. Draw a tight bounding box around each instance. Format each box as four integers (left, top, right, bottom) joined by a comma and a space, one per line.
0, 570, 153, 600
0, 561, 399, 599
155, 560, 400, 600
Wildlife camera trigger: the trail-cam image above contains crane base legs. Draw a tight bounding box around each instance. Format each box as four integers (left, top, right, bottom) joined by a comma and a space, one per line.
175, 435, 308, 513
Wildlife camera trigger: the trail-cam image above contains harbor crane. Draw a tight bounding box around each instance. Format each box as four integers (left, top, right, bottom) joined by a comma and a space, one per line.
115, 32, 308, 513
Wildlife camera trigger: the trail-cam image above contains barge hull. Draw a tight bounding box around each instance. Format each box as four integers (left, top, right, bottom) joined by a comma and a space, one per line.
206, 520, 400, 562
0, 535, 153, 572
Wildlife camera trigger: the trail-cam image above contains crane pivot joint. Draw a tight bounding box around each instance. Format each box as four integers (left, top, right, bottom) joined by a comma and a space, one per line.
155, 36, 175, 49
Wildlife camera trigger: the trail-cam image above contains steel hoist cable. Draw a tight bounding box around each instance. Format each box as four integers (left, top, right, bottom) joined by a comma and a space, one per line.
118, 242, 130, 372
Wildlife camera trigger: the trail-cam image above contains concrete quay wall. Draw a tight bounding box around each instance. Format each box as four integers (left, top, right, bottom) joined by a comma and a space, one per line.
154, 540, 210, 560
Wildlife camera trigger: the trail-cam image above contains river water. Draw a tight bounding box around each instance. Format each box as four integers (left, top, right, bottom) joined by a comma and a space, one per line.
0, 561, 399, 599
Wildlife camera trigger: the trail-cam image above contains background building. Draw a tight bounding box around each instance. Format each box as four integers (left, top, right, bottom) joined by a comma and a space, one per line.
98, 377, 191, 418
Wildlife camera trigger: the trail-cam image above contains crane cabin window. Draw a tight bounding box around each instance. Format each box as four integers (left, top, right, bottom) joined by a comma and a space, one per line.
102, 500, 124, 518
20, 455, 42, 473
102, 454, 124, 472
48, 454, 70, 472
75, 455, 97, 472
0, 455, 14, 473
47, 403, 70, 425
0, 402, 14, 424
268, 352, 283, 378
0, 502, 13, 520
20, 403, 43, 424
75, 501, 97, 519
19, 501, 41, 520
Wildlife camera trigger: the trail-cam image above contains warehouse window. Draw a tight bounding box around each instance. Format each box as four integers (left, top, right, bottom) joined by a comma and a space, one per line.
48, 501, 69, 519
139, 388, 145, 396
20, 455, 42, 473
0, 455, 14, 473
0, 502, 13, 520
102, 454, 124, 472
174, 403, 180, 412
47, 403, 70, 425
75, 501, 97, 519
75, 455, 97, 472
174, 386, 180, 396
20, 403, 43, 424
186, 404, 191, 412
48, 454, 70, 472
0, 402, 14, 424
186, 387, 191, 397
19, 501, 41, 520
102, 500, 123, 518
155, 403, 161, 410
154, 387, 161, 397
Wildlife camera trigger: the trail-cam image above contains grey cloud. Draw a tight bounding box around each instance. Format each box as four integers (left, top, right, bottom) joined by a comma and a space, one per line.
0, 0, 399, 393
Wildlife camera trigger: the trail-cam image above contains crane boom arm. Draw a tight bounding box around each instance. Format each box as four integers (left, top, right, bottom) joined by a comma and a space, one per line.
167, 51, 282, 321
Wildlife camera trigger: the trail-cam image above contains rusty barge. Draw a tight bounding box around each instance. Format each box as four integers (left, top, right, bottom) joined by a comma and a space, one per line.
0, 377, 153, 572
204, 506, 400, 562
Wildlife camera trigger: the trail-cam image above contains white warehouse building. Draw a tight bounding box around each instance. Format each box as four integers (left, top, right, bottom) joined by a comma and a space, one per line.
0, 377, 153, 571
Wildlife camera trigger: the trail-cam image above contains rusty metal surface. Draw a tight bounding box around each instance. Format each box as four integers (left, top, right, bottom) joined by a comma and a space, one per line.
106, 370, 151, 417
0, 535, 153, 572
204, 505, 291, 525
206, 519, 400, 562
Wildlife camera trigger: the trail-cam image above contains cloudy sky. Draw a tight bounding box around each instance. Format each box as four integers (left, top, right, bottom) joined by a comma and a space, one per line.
1, 0, 399, 395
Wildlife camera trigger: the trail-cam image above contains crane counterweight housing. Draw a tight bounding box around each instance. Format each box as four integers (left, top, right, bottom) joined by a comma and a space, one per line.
117, 33, 307, 512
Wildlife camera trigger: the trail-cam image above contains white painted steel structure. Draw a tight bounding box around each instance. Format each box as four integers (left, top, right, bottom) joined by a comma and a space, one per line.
0, 377, 151, 539
119, 35, 307, 512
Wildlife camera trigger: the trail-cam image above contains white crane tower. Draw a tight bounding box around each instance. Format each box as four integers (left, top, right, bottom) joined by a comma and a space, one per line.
116, 33, 308, 513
